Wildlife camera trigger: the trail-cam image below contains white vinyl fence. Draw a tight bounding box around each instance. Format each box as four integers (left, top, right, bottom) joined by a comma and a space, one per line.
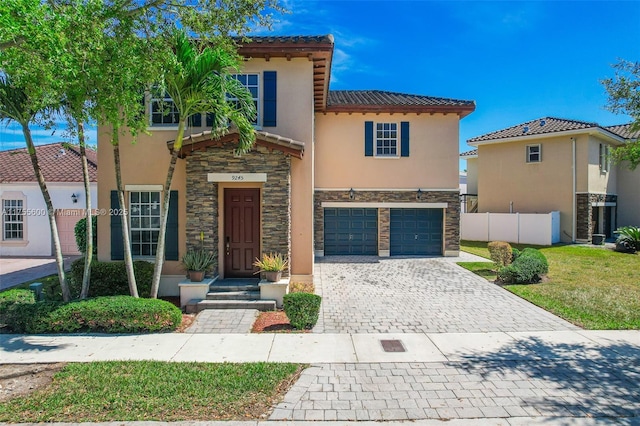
461, 212, 561, 246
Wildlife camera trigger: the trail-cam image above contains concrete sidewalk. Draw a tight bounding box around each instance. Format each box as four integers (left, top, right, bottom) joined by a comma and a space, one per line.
1, 330, 637, 363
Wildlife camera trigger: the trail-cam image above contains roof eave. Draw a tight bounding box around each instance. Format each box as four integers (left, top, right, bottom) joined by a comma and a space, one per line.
322, 104, 476, 117
468, 127, 626, 146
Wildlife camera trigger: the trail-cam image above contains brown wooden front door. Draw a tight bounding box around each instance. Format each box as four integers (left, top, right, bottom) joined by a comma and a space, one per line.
224, 188, 260, 278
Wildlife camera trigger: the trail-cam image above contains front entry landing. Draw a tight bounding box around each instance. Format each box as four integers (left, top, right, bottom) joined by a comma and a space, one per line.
224, 188, 260, 278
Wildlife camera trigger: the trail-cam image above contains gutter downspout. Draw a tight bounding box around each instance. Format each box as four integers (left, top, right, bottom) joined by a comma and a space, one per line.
572, 137, 577, 242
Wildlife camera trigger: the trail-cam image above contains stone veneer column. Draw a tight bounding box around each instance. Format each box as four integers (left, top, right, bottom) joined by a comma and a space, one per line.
576, 193, 617, 242
378, 208, 390, 256
186, 143, 291, 276
314, 190, 460, 255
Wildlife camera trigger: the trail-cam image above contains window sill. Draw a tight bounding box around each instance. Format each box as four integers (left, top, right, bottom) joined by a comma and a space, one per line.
374, 155, 401, 160
132, 256, 156, 263
147, 126, 180, 131
1, 240, 29, 247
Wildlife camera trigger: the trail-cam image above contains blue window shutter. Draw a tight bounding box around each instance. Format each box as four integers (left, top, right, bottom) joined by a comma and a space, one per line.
190, 113, 202, 127
263, 71, 277, 127
364, 121, 374, 157
165, 190, 179, 261
401, 121, 410, 157
110, 191, 124, 260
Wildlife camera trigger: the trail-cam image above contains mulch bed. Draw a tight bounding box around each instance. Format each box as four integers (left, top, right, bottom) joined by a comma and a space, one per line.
251, 310, 309, 333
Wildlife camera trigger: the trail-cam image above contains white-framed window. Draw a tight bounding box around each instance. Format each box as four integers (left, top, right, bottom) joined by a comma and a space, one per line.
230, 73, 259, 126
526, 144, 541, 163
599, 143, 610, 173
149, 92, 180, 127
375, 122, 398, 157
2, 199, 24, 240
129, 191, 161, 256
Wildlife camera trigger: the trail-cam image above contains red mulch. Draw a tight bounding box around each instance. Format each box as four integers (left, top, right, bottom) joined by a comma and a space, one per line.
252, 310, 308, 333
160, 296, 195, 332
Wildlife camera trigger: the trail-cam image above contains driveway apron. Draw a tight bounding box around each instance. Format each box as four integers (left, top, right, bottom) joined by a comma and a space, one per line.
313, 256, 576, 334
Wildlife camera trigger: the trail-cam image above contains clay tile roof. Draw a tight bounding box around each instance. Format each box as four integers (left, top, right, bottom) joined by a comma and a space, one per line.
605, 123, 640, 140
460, 149, 478, 157
236, 35, 334, 44
467, 117, 609, 143
328, 90, 474, 107
0, 142, 97, 183
325, 90, 475, 117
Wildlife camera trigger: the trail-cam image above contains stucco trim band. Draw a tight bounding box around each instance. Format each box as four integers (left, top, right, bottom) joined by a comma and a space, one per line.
592, 202, 617, 207
207, 173, 267, 182
124, 184, 163, 191
316, 188, 460, 192
321, 202, 448, 209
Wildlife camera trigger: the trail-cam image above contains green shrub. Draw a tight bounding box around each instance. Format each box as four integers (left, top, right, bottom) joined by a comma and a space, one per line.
74, 216, 98, 255
70, 259, 154, 298
0, 289, 35, 328
498, 248, 548, 284
3, 296, 181, 334
488, 241, 513, 268
283, 292, 321, 330
615, 226, 640, 253
511, 247, 521, 261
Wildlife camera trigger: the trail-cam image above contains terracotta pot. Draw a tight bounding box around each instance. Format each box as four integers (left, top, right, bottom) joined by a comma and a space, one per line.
264, 271, 282, 282
189, 270, 205, 282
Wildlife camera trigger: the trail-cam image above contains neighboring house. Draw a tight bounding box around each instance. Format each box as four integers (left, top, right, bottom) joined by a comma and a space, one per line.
0, 143, 98, 256
462, 117, 640, 243
96, 35, 475, 296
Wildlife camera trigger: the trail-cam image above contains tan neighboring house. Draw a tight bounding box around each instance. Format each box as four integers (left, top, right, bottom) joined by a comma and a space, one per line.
462, 117, 640, 243
96, 35, 475, 296
0, 143, 98, 256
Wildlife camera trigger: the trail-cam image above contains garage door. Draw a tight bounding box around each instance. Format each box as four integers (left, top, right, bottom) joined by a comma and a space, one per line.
324, 208, 378, 255
56, 210, 83, 255
390, 208, 442, 256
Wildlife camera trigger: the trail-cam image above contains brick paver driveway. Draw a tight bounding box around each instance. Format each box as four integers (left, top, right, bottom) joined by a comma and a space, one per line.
313, 256, 576, 333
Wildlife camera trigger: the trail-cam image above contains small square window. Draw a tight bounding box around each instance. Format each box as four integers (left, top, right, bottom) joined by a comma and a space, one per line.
526, 144, 541, 163
375, 122, 398, 157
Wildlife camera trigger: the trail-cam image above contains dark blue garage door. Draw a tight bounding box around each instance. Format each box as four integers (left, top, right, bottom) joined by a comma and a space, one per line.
390, 208, 443, 256
324, 208, 378, 255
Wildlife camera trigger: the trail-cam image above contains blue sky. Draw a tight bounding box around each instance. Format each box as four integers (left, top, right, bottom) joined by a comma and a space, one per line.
1, 0, 638, 171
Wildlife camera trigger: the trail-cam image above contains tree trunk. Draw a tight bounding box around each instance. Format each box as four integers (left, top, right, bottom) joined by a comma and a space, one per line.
149, 119, 186, 298
78, 122, 92, 299
112, 127, 139, 298
22, 124, 71, 301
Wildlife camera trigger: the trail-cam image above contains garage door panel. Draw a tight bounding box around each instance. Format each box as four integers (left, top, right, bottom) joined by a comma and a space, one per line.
324, 208, 378, 255
390, 208, 443, 256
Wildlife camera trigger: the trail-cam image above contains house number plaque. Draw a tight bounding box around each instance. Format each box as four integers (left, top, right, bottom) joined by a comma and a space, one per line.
207, 173, 267, 182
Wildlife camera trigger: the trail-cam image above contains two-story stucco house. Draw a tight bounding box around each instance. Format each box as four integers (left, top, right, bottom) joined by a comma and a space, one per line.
463, 117, 640, 244
96, 35, 475, 296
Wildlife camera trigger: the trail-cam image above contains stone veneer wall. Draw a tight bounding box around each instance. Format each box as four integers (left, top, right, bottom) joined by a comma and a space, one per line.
576, 193, 617, 241
314, 190, 460, 254
186, 143, 291, 275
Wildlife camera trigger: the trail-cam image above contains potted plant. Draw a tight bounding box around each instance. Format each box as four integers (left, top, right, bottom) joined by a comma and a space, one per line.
181, 248, 216, 282
253, 252, 289, 282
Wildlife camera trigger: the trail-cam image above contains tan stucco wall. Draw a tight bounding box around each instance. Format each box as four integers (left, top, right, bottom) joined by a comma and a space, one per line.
97, 57, 315, 279
617, 164, 640, 226
465, 157, 478, 194
476, 134, 590, 242
587, 135, 617, 195
314, 113, 460, 190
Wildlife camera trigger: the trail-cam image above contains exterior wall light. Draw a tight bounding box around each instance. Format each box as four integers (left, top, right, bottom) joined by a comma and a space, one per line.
349, 188, 355, 200
71, 193, 78, 204
416, 189, 422, 200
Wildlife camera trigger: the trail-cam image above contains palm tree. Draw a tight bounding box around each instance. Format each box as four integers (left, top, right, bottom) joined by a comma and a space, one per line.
149, 30, 257, 298
0, 75, 72, 301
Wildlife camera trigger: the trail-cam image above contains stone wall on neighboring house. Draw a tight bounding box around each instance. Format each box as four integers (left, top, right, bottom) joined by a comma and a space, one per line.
185, 142, 291, 275
576, 193, 617, 241
314, 190, 460, 255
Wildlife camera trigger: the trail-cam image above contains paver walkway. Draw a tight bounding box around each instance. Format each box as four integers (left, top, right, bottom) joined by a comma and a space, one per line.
184, 309, 258, 333
313, 256, 576, 334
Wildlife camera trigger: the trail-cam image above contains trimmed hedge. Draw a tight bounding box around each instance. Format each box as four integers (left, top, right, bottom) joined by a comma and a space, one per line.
1, 295, 181, 333
283, 292, 321, 330
498, 247, 548, 284
70, 259, 154, 298
0, 289, 35, 327
488, 241, 512, 268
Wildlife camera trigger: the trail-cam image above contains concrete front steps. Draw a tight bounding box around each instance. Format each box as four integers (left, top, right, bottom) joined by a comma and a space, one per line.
191, 279, 276, 312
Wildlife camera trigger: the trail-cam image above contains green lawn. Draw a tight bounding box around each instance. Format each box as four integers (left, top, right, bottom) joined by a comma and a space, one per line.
0, 361, 301, 422
459, 241, 640, 330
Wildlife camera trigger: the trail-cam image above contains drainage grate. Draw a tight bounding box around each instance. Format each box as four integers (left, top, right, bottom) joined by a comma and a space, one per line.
380, 339, 406, 353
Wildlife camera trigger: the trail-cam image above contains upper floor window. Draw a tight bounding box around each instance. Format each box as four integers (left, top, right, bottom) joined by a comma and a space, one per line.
599, 143, 610, 173
230, 74, 259, 126
2, 199, 24, 240
526, 144, 541, 163
376, 122, 398, 157
150, 92, 180, 127
129, 191, 160, 256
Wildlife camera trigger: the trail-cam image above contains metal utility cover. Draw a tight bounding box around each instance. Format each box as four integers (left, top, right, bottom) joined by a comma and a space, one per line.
380, 339, 406, 352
